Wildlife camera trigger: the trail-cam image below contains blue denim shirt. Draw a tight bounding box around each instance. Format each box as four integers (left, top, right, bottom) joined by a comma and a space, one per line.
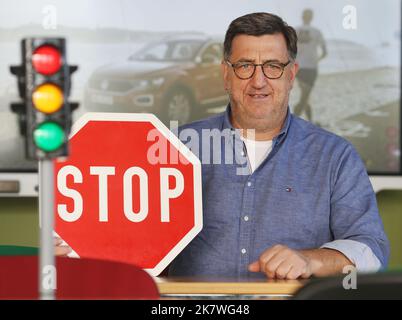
169, 106, 389, 279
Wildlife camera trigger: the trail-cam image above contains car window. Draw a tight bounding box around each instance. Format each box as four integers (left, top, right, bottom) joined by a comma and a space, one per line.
132, 43, 168, 61
200, 43, 222, 64
131, 40, 203, 62
171, 43, 193, 60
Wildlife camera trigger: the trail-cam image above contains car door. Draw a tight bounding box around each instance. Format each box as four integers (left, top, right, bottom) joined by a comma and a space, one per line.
193, 42, 227, 107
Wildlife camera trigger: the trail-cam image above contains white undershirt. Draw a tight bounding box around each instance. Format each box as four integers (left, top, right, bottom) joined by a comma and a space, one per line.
241, 137, 273, 173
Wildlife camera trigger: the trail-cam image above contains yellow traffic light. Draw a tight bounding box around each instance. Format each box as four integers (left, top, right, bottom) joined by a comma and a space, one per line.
32, 83, 63, 114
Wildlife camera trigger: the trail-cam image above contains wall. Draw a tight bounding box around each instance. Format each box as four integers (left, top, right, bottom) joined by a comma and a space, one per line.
377, 190, 402, 269
0, 191, 401, 269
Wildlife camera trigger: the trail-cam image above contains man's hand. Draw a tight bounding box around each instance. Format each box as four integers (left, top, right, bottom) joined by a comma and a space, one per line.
248, 245, 315, 279
248, 244, 354, 279
54, 236, 72, 257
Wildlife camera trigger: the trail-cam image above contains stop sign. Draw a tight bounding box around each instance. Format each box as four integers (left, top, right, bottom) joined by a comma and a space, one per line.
54, 113, 202, 276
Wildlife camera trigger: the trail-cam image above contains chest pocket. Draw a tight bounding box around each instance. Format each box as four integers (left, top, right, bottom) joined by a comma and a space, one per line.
253, 185, 320, 248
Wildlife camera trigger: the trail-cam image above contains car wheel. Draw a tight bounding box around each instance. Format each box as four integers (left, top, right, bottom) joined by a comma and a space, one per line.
162, 89, 193, 125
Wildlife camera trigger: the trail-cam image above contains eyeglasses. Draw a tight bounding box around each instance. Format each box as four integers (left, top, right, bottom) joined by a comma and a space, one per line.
225, 60, 291, 80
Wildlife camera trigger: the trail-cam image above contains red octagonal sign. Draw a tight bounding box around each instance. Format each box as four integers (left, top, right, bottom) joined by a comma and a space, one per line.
54, 113, 203, 276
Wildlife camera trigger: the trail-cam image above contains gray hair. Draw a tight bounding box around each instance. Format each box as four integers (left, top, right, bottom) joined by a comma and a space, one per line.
223, 12, 298, 61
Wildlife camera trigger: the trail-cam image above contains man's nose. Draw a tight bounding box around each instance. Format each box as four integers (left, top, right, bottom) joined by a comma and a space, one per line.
250, 65, 268, 88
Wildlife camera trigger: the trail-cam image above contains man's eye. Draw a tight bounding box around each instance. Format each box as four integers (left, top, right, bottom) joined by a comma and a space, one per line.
265, 63, 282, 71
237, 63, 252, 70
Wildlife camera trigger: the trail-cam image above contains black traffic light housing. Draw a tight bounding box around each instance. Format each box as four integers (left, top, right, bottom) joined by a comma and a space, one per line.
10, 38, 78, 160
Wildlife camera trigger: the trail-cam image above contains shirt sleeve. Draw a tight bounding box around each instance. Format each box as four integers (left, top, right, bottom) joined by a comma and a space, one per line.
320, 239, 382, 273
329, 142, 390, 269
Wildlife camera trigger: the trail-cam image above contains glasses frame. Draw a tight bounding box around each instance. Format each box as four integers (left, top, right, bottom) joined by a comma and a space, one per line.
225, 59, 291, 80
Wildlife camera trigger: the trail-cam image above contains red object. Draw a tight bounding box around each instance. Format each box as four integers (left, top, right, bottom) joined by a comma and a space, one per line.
54, 113, 202, 276
32, 45, 62, 75
0, 256, 159, 299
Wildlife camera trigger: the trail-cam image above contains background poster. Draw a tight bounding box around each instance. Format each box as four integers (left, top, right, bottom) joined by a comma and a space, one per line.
0, 0, 400, 174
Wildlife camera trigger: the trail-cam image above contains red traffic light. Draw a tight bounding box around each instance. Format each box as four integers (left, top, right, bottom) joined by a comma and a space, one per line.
32, 45, 62, 75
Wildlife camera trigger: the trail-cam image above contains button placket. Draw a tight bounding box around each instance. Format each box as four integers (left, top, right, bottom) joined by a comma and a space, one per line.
238, 176, 255, 277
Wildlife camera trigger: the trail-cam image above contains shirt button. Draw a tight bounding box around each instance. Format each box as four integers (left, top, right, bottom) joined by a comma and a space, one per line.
241, 151, 245, 156
244, 216, 249, 222
247, 182, 252, 187
241, 248, 247, 254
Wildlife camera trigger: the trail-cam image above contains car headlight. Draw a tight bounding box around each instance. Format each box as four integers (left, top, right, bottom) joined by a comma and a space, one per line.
130, 77, 165, 91
151, 77, 165, 87
130, 79, 149, 90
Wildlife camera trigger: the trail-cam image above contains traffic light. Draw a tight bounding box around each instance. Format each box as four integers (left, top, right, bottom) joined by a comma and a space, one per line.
10, 38, 78, 160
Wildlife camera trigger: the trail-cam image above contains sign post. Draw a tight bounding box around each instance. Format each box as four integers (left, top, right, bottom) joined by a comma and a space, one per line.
39, 160, 55, 299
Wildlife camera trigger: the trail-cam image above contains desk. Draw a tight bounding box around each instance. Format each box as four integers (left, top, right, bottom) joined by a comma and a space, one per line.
155, 277, 306, 299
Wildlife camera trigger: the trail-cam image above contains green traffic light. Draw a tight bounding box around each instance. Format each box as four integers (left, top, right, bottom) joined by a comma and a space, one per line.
33, 122, 65, 152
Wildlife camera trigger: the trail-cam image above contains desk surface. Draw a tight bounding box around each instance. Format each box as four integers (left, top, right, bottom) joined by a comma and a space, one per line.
155, 277, 306, 296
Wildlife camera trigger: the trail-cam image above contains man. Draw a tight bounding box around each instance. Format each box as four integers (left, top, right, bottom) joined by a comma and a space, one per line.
56, 12, 389, 280
294, 9, 327, 123
168, 12, 389, 279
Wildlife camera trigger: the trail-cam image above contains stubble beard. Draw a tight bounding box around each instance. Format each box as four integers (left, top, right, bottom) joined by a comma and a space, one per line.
229, 93, 289, 134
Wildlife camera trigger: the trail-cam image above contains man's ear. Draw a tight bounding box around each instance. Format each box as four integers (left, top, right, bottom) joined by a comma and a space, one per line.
288, 61, 299, 89
290, 61, 299, 82
221, 60, 230, 91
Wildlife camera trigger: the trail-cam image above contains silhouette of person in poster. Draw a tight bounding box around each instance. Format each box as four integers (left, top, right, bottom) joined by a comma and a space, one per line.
294, 9, 327, 124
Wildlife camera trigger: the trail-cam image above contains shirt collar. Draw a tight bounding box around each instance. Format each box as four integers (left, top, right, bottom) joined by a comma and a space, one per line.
221, 103, 292, 145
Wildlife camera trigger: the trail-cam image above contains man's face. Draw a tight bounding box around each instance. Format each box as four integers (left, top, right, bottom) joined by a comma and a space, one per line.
222, 33, 298, 133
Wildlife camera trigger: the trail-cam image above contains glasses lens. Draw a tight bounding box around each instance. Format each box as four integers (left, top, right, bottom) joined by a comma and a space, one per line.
263, 63, 283, 79
233, 63, 254, 79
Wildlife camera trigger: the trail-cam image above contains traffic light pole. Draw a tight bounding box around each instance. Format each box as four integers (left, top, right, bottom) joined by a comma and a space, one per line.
39, 159, 56, 300
10, 38, 78, 300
